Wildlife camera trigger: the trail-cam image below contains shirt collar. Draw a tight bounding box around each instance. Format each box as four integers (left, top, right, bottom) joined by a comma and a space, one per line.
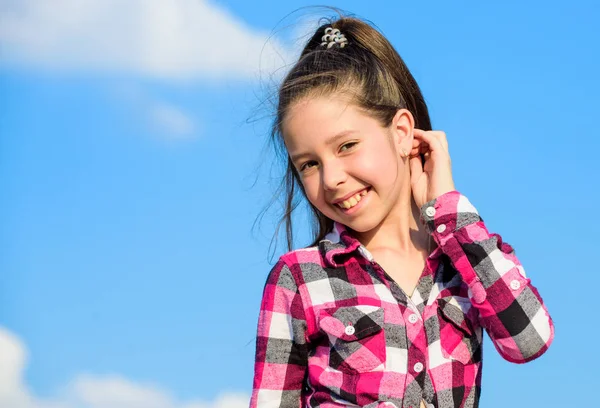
319, 222, 443, 268
319, 222, 362, 268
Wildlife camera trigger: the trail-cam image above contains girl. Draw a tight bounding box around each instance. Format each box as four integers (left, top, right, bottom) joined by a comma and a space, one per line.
250, 16, 554, 408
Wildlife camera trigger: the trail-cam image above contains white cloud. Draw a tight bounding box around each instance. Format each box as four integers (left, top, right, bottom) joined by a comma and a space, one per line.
0, 326, 249, 408
151, 102, 196, 136
0, 0, 291, 80
111, 82, 198, 138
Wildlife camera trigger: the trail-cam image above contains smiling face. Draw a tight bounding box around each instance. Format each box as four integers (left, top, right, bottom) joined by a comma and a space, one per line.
283, 95, 414, 234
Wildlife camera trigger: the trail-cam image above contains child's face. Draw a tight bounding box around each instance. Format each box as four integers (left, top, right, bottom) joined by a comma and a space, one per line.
283, 95, 412, 234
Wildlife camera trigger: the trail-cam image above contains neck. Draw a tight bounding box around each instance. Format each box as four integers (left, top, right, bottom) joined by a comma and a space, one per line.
354, 193, 432, 257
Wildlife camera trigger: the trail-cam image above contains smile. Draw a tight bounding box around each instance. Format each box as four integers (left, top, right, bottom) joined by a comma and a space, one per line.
336, 189, 369, 210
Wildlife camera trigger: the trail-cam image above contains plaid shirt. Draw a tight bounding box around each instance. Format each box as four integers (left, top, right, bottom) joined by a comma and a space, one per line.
251, 191, 554, 408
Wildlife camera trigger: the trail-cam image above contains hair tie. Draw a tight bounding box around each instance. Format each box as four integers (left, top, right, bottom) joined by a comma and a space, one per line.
320, 27, 348, 49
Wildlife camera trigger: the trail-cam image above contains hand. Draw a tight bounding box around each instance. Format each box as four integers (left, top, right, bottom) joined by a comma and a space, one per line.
408, 129, 456, 209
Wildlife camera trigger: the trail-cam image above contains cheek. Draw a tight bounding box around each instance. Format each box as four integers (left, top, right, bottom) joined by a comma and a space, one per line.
302, 177, 337, 216
355, 147, 400, 183
301, 177, 322, 205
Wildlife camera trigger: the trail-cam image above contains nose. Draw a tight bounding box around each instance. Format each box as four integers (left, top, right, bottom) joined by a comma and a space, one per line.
321, 161, 347, 191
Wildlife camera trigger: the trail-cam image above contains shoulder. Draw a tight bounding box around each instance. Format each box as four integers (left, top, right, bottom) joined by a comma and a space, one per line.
264, 244, 329, 286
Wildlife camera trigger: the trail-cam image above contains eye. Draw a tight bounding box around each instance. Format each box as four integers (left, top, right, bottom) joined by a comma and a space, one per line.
300, 160, 318, 172
339, 141, 358, 152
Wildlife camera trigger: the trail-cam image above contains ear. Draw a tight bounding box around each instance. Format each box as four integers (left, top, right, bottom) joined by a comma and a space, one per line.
391, 108, 415, 155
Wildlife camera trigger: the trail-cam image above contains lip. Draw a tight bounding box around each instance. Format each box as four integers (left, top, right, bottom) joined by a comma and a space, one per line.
331, 187, 370, 205
333, 187, 371, 215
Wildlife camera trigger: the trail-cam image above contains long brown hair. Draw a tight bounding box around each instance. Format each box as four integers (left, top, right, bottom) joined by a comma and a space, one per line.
271, 15, 432, 251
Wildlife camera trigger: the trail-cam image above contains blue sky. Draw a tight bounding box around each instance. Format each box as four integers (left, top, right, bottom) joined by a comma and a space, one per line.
1, 1, 599, 407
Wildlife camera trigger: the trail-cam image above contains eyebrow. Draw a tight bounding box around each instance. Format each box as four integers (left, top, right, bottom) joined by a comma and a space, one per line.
290, 130, 357, 164
325, 129, 357, 146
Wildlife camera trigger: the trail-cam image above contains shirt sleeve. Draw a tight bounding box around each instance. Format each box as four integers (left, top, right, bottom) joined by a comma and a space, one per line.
420, 191, 555, 363
250, 258, 308, 408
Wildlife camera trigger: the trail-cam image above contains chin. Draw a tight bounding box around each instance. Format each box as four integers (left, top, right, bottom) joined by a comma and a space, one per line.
338, 217, 381, 234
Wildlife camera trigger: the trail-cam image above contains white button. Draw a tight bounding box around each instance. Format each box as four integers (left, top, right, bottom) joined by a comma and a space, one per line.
408, 314, 418, 324
425, 206, 436, 217
413, 362, 424, 373
345, 325, 355, 335
436, 224, 446, 233
427, 404, 435, 408
510, 280, 521, 290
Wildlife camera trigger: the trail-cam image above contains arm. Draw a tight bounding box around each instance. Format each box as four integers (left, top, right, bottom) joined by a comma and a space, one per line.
250, 259, 308, 408
420, 191, 554, 363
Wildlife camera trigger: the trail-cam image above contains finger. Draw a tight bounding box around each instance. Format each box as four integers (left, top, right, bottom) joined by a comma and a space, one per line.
412, 136, 429, 153
431, 131, 449, 152
409, 155, 423, 178
413, 129, 444, 154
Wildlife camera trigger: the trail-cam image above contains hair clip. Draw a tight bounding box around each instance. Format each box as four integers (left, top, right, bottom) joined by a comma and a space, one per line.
320, 27, 348, 49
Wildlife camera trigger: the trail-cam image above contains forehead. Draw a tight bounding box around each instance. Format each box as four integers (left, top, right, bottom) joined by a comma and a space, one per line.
282, 96, 378, 150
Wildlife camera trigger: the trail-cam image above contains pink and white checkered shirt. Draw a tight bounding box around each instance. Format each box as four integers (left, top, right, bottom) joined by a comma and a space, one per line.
250, 191, 554, 408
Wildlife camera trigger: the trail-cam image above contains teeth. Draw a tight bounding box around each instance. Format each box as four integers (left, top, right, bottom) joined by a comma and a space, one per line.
338, 190, 367, 209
